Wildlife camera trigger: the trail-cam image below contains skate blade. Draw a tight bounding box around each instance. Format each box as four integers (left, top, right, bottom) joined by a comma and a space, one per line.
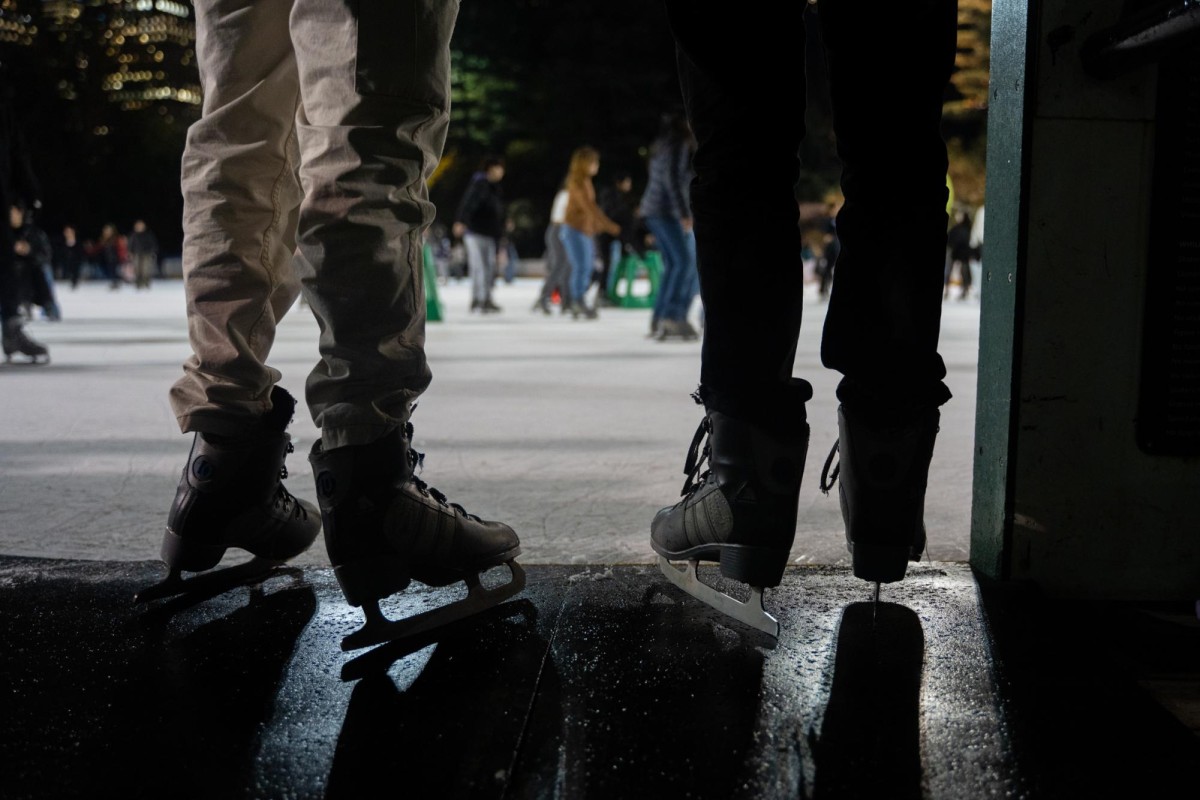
656, 556, 780, 638
133, 556, 284, 604
340, 559, 527, 652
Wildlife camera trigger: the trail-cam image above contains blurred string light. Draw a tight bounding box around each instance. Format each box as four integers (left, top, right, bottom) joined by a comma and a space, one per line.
19, 0, 202, 118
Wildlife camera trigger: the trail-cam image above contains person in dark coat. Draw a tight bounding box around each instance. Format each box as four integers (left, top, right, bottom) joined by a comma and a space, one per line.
128, 219, 159, 290
10, 204, 58, 321
54, 224, 85, 289
944, 210, 973, 300
452, 156, 507, 313
594, 171, 638, 304
0, 70, 48, 361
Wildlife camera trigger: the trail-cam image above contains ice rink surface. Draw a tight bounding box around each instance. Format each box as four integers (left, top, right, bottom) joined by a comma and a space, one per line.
0, 276, 981, 566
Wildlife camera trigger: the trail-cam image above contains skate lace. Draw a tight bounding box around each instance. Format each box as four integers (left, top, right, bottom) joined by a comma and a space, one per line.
272, 442, 309, 520
819, 440, 840, 494
680, 414, 714, 498
405, 424, 483, 522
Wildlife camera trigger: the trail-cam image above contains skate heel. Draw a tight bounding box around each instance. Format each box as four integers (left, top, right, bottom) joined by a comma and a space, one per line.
718, 545, 788, 588
851, 544, 911, 583
160, 528, 226, 573
333, 556, 412, 608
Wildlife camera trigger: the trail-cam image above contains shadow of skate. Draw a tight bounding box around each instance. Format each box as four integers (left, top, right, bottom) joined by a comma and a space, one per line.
338, 598, 539, 682
811, 601, 924, 799
1, 560, 317, 798
326, 599, 551, 799
133, 562, 305, 618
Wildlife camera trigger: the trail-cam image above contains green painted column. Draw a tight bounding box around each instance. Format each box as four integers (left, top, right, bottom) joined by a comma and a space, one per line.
423, 242, 443, 323
970, 0, 1034, 579
972, 0, 1200, 599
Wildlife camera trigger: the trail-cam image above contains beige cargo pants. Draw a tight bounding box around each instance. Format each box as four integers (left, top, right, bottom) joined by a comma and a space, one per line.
170, 0, 456, 450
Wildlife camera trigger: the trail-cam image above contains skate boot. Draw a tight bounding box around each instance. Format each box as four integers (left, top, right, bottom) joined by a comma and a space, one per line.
310, 422, 524, 650
135, 386, 320, 602
819, 404, 940, 598
651, 390, 810, 637
3, 318, 49, 364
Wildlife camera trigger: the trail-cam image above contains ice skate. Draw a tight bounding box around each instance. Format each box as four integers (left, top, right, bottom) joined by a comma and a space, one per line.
310, 421, 524, 651
651, 388, 809, 637
819, 404, 940, 595
136, 387, 320, 603
3, 318, 49, 364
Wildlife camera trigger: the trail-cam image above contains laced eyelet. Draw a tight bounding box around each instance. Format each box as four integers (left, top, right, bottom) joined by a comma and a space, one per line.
680, 414, 714, 498
407, 440, 483, 522
819, 440, 840, 494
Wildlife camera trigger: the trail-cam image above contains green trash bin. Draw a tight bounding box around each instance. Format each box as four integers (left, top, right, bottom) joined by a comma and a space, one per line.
608, 250, 662, 309
422, 242, 443, 322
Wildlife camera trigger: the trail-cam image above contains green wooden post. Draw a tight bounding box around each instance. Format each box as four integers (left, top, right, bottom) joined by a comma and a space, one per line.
422, 242, 443, 323
970, 0, 1034, 580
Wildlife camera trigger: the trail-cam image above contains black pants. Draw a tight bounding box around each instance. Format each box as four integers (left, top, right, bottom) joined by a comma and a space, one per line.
0, 221, 17, 324
665, 0, 957, 427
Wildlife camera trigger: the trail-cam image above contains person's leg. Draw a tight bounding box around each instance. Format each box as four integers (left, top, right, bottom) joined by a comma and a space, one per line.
662, 219, 696, 323
146, 0, 318, 597
573, 233, 597, 316
169, 0, 305, 436
504, 240, 515, 283
651, 2, 810, 635
536, 223, 559, 308
593, 234, 613, 303
645, 215, 682, 327
958, 257, 972, 299
817, 0, 957, 583
481, 238, 501, 310
560, 225, 591, 315
606, 239, 622, 300
36, 263, 61, 320
548, 225, 573, 308
645, 214, 696, 338
678, 227, 701, 332
290, 0, 521, 645
666, 0, 811, 426
818, 0, 956, 411
464, 232, 488, 309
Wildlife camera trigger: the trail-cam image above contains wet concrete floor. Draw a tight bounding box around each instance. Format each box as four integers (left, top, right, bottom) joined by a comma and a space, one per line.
1, 557, 1197, 799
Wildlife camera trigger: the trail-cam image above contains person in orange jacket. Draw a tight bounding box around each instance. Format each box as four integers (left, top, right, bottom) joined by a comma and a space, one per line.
558, 146, 620, 320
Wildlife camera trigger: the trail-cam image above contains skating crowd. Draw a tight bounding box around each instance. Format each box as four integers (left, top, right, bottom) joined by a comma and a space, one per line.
1, 206, 162, 363
434, 115, 709, 342
427, 135, 984, 344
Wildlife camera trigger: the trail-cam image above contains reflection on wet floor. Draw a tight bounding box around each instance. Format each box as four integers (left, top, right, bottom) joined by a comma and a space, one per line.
1, 557, 1196, 799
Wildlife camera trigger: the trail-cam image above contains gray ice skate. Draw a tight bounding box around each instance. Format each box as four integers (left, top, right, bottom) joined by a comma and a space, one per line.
311, 422, 525, 651
651, 386, 810, 637
819, 403, 940, 605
